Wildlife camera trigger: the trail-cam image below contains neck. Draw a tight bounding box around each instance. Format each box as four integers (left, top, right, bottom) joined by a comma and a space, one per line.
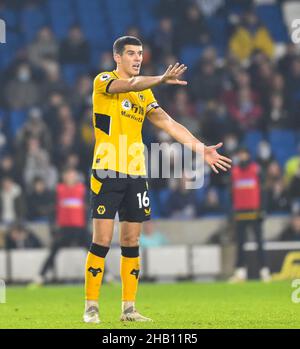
115, 67, 133, 79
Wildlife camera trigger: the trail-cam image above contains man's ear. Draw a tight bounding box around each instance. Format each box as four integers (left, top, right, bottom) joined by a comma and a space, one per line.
113, 53, 121, 65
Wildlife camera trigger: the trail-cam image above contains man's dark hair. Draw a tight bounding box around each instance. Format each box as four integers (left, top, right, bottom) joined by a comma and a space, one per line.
113, 36, 142, 55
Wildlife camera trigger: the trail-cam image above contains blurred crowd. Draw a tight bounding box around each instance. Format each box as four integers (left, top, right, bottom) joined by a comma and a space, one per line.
0, 0, 300, 241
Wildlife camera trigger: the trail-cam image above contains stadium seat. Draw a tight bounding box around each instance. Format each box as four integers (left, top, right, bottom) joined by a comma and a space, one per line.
206, 16, 228, 57
47, 0, 75, 39
20, 5, 47, 43
62, 64, 88, 86
75, 0, 110, 47
269, 129, 298, 167
9, 110, 27, 137
180, 45, 205, 70
256, 4, 289, 42
0, 7, 17, 29
243, 130, 264, 159
134, 0, 159, 37
158, 188, 171, 217
148, 190, 162, 219
105, 0, 135, 38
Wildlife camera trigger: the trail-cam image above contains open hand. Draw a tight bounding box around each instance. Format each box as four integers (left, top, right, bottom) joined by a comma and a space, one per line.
161, 63, 187, 85
204, 143, 232, 174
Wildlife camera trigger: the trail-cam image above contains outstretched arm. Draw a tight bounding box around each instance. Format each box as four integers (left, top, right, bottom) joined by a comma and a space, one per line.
147, 107, 232, 173
108, 63, 187, 94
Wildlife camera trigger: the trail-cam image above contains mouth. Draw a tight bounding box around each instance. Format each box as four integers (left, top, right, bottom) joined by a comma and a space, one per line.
132, 64, 140, 71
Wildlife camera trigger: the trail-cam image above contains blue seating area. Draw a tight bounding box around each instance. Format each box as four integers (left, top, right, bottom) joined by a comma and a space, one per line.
9, 110, 27, 138
269, 129, 298, 167
20, 5, 47, 43
256, 4, 289, 42
243, 130, 264, 159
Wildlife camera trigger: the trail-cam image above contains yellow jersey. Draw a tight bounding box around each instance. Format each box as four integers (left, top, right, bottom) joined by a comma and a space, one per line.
92, 70, 158, 176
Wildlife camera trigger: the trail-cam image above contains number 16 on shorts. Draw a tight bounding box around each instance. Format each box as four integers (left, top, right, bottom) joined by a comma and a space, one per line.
137, 191, 150, 208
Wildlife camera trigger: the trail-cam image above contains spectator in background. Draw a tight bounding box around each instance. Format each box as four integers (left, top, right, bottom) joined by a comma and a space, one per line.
40, 60, 68, 99
27, 26, 59, 68
167, 174, 198, 219
4, 63, 40, 110
288, 164, 300, 211
252, 60, 274, 110
140, 221, 169, 248
200, 101, 237, 145
53, 122, 79, 170
5, 223, 41, 249
222, 133, 240, 158
59, 25, 90, 65
286, 57, 300, 129
26, 176, 55, 222
22, 136, 58, 191
200, 187, 223, 215
0, 115, 9, 157
284, 148, 300, 186
169, 88, 198, 135
256, 141, 273, 177
229, 9, 274, 62
152, 17, 176, 61
16, 107, 52, 153
265, 93, 291, 130
71, 74, 93, 115
0, 154, 20, 184
279, 213, 300, 242
228, 87, 263, 131
191, 57, 222, 102
32, 167, 89, 285
229, 147, 271, 283
0, 177, 25, 225
177, 3, 210, 47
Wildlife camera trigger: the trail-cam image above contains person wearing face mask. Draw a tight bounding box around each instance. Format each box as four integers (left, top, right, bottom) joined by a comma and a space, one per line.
229, 147, 271, 283
4, 63, 40, 110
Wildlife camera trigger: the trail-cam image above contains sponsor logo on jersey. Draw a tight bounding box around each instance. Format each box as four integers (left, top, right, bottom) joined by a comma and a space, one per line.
121, 99, 132, 111
100, 73, 111, 81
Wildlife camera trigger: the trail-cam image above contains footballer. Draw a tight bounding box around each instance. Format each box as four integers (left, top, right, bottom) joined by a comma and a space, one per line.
84, 36, 232, 323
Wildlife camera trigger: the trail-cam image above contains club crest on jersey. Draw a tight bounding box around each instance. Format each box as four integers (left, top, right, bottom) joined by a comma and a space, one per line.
121, 99, 132, 111
100, 74, 111, 81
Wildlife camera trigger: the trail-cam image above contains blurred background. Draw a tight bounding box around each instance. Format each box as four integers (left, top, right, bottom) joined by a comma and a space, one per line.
0, 0, 300, 284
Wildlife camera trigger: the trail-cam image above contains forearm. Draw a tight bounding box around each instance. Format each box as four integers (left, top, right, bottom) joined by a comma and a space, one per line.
167, 120, 205, 155
129, 75, 163, 91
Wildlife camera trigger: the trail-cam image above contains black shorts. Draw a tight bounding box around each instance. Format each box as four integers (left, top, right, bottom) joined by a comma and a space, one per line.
90, 169, 151, 222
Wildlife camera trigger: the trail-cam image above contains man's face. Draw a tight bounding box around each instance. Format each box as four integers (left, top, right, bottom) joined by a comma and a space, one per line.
115, 45, 143, 76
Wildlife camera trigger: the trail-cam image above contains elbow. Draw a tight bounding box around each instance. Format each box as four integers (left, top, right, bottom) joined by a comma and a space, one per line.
128, 77, 140, 92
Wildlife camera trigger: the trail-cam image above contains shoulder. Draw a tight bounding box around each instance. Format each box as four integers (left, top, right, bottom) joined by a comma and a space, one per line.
94, 71, 115, 83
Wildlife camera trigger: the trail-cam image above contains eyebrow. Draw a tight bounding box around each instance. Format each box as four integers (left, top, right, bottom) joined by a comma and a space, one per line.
127, 50, 143, 54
